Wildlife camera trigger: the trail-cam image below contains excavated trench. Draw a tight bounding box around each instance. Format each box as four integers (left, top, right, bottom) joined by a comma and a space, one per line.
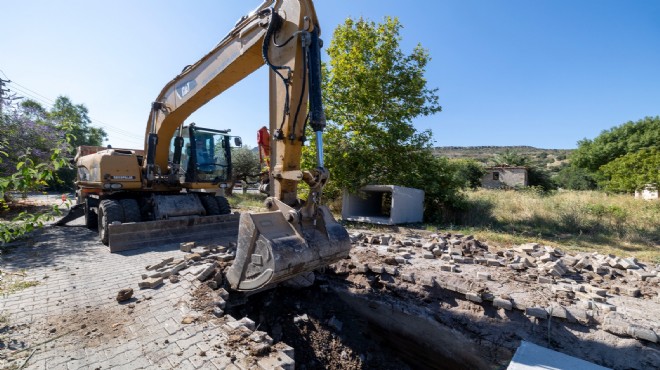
226, 276, 497, 370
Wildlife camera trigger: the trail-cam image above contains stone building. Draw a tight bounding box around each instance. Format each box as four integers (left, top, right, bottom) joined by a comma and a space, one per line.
481, 166, 528, 189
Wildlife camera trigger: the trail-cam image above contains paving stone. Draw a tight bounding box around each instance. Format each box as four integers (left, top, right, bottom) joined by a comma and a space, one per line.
476, 272, 491, 281
401, 273, 415, 283
423, 252, 435, 259
493, 297, 512, 310
180, 242, 195, 252
466, 292, 483, 303
537, 276, 553, 284
257, 352, 295, 370
197, 262, 218, 282
138, 277, 164, 289
525, 307, 548, 319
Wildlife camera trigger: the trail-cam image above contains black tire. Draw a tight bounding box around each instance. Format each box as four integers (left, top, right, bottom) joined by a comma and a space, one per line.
98, 199, 123, 245
215, 196, 231, 215
119, 199, 141, 223
200, 194, 220, 215
84, 199, 98, 230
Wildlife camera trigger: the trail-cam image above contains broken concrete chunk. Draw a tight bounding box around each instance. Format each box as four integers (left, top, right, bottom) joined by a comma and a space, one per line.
493, 297, 513, 310
525, 307, 548, 319
138, 277, 163, 289
401, 273, 415, 283
476, 272, 491, 281
422, 252, 435, 259
180, 242, 195, 253
627, 326, 658, 343
486, 259, 502, 267
383, 266, 398, 276
239, 317, 256, 331
146, 257, 174, 271
466, 292, 483, 303
184, 253, 202, 262
197, 262, 218, 282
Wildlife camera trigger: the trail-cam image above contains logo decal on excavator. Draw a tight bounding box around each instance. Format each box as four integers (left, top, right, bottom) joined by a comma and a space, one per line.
176, 80, 197, 99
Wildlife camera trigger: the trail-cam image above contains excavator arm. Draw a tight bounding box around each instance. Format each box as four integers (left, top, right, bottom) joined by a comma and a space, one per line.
141, 0, 350, 291
144, 0, 323, 202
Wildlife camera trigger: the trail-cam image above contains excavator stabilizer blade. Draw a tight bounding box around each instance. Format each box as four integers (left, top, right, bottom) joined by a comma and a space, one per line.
108, 214, 240, 253
225, 206, 351, 291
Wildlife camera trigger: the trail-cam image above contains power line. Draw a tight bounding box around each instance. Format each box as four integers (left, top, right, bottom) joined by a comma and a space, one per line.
4, 79, 144, 145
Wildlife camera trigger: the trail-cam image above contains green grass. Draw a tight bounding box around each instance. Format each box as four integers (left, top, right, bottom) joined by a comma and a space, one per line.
446, 189, 660, 263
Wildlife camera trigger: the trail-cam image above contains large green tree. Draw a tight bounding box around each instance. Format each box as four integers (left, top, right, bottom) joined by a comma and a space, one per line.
48, 97, 106, 189
304, 17, 464, 220
49, 96, 106, 148
571, 116, 660, 173
599, 148, 660, 193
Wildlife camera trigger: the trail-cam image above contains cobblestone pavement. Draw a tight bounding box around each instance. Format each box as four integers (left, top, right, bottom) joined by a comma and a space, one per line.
0, 225, 292, 370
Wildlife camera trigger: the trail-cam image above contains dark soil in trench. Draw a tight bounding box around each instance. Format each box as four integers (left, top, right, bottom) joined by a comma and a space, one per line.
226, 279, 416, 370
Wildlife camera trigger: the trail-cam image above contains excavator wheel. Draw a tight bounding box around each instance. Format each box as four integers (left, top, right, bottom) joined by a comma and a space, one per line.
215, 196, 231, 215
84, 199, 98, 230
119, 199, 141, 223
200, 194, 221, 215
98, 199, 123, 245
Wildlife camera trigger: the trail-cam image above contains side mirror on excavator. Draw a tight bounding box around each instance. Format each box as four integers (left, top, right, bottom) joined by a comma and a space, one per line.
234, 137, 243, 147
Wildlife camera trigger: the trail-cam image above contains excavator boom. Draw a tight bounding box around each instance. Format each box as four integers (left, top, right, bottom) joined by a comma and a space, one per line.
74, 0, 350, 291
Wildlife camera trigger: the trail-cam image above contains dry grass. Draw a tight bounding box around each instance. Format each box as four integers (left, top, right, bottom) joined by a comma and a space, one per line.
227, 193, 268, 211
451, 189, 660, 263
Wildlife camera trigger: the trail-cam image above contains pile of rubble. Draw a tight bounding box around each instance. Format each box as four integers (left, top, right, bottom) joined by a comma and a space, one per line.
336, 231, 660, 344
120, 241, 297, 369
323, 230, 660, 369
133, 241, 237, 316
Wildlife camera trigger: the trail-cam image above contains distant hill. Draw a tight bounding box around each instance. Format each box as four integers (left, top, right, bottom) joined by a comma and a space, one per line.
433, 146, 573, 168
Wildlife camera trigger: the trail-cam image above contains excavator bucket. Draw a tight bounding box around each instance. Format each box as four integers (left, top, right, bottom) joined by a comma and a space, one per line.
226, 205, 351, 292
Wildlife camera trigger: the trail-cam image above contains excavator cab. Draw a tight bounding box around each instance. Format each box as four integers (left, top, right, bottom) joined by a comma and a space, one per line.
170, 124, 240, 184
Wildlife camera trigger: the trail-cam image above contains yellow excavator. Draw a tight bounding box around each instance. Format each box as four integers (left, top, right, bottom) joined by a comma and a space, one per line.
73, 0, 351, 292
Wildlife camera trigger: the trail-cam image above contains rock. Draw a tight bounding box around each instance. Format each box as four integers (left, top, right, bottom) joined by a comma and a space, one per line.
423, 252, 435, 259
116, 288, 133, 302
212, 307, 224, 317
181, 316, 197, 324
383, 257, 398, 266
169, 275, 180, 283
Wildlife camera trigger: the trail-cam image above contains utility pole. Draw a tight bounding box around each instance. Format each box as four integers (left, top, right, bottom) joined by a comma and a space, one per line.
0, 78, 23, 115
0, 78, 10, 115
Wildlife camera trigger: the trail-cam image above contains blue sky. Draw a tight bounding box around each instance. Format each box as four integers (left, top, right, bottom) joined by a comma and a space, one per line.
2, 0, 659, 150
